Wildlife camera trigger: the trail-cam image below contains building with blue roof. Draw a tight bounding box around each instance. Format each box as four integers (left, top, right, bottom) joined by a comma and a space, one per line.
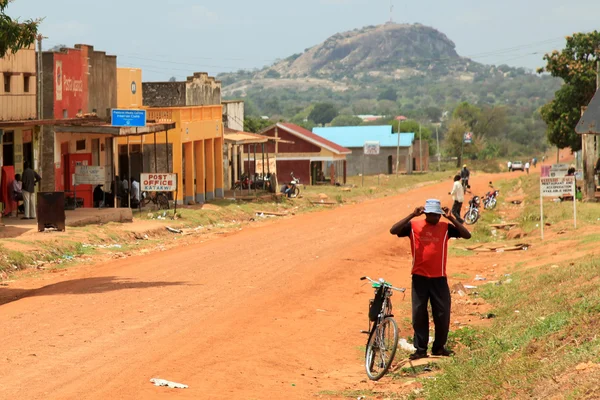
313, 125, 428, 176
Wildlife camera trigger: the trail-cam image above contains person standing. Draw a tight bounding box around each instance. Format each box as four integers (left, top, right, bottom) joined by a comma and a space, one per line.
390, 199, 471, 360
460, 165, 470, 192
525, 161, 530, 175
21, 162, 41, 220
130, 176, 140, 207
507, 161, 512, 172
450, 175, 465, 223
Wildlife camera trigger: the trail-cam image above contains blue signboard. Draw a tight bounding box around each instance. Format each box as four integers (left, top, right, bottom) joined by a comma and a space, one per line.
111, 109, 146, 127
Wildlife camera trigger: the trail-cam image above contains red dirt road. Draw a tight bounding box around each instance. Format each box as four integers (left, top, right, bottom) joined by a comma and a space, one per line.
0, 173, 514, 399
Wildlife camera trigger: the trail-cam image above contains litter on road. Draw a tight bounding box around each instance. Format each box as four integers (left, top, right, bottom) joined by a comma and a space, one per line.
150, 378, 188, 389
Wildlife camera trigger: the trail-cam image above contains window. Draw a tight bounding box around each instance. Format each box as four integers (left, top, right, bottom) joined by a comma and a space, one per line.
23, 76, 30, 93
76, 140, 86, 151
63, 109, 68, 118
3, 74, 10, 93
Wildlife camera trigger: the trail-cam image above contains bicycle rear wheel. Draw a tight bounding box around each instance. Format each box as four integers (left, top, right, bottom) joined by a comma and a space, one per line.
157, 193, 170, 210
365, 317, 398, 381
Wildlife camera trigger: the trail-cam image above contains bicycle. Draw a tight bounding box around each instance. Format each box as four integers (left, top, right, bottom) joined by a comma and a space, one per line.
360, 276, 406, 381
140, 191, 170, 210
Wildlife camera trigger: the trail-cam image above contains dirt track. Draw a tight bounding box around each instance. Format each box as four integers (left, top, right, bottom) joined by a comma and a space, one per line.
0, 172, 522, 399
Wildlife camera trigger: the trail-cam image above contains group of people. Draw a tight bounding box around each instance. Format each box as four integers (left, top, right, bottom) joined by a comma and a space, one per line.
10, 162, 41, 220
93, 176, 140, 208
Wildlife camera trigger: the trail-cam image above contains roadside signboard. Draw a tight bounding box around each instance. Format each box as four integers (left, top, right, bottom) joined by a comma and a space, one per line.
255, 157, 277, 175
74, 166, 106, 185
540, 176, 575, 197
539, 176, 576, 240
549, 163, 569, 178
141, 173, 177, 192
363, 141, 380, 155
463, 132, 473, 144
111, 109, 146, 127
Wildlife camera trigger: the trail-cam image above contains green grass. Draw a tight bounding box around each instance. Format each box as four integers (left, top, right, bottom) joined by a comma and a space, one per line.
397, 173, 600, 399
318, 389, 403, 399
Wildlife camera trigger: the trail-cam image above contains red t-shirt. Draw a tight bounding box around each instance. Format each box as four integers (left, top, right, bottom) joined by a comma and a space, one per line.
397, 219, 460, 278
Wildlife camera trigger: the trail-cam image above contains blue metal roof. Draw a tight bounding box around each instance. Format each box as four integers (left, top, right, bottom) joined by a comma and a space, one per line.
312, 126, 415, 148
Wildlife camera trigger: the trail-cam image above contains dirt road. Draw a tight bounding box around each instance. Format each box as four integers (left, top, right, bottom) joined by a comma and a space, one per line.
0, 172, 515, 399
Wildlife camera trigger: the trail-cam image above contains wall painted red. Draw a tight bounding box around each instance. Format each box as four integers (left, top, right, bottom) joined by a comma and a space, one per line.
260, 127, 321, 154
53, 47, 88, 119
276, 160, 310, 187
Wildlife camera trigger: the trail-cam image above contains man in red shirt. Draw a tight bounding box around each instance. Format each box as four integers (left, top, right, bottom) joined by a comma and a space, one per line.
390, 199, 471, 360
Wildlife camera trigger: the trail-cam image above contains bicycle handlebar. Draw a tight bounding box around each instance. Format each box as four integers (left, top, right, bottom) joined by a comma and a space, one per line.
360, 276, 406, 293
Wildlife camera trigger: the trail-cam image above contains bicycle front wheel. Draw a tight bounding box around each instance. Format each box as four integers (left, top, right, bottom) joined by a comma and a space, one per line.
365, 317, 399, 381
157, 193, 170, 210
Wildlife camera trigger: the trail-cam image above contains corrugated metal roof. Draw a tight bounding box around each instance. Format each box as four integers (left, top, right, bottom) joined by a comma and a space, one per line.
312, 126, 415, 148
278, 123, 352, 154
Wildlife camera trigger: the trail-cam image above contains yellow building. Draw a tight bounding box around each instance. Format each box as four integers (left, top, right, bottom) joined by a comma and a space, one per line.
0, 46, 40, 176
115, 68, 224, 203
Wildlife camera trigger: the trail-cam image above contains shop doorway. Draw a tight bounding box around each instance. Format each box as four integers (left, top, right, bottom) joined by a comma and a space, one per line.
2, 131, 14, 166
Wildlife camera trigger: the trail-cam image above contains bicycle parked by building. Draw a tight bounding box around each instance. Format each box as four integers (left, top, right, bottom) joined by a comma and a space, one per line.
360, 276, 406, 381
140, 191, 170, 210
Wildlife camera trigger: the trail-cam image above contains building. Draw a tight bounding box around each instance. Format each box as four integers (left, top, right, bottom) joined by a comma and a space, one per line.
40, 44, 118, 195
222, 100, 244, 131
254, 123, 351, 185
0, 45, 39, 181
142, 72, 221, 108
312, 126, 428, 176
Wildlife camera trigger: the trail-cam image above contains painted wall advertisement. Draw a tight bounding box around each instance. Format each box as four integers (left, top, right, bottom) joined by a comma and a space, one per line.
141, 173, 177, 192
54, 50, 87, 118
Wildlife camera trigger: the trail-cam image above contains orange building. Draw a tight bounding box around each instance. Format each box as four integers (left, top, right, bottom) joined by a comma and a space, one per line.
116, 69, 224, 203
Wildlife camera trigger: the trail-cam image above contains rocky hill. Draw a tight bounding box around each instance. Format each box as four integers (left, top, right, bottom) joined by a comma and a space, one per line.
218, 23, 561, 155
219, 23, 524, 95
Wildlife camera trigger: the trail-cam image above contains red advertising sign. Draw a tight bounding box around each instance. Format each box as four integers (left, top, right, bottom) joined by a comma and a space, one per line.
54, 47, 88, 119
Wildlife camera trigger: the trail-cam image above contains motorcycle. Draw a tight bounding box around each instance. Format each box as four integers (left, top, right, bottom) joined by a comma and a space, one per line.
483, 182, 500, 210
284, 172, 301, 198
463, 195, 481, 225
233, 174, 251, 190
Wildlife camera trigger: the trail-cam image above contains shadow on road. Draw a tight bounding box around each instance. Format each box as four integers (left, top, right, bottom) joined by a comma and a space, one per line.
0, 276, 190, 306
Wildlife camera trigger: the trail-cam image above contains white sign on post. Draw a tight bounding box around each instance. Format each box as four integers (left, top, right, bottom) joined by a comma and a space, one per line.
140, 173, 177, 192
539, 176, 576, 240
549, 163, 569, 178
363, 141, 380, 155
540, 176, 575, 197
74, 166, 106, 185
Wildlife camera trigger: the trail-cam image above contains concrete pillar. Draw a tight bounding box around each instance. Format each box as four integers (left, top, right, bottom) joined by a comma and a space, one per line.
205, 138, 215, 200
214, 137, 224, 198
194, 140, 205, 203
40, 125, 56, 192
183, 141, 194, 204
232, 144, 238, 184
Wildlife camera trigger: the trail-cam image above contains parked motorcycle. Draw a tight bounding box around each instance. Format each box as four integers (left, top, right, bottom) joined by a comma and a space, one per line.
284, 172, 301, 197
483, 182, 500, 210
463, 195, 481, 225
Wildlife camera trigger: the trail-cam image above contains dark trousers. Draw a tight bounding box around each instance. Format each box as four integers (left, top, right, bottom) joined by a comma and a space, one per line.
411, 274, 451, 353
452, 200, 463, 222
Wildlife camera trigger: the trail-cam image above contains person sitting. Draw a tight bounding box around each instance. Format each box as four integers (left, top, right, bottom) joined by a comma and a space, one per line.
11, 174, 25, 214
317, 170, 326, 182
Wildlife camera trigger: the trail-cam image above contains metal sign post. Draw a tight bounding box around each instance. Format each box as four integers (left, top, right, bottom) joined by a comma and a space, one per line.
539, 176, 577, 240
363, 141, 380, 187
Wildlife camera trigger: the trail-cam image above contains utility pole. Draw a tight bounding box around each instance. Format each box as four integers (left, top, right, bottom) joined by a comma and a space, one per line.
395, 119, 401, 177
436, 125, 440, 171
419, 124, 423, 172
36, 34, 43, 119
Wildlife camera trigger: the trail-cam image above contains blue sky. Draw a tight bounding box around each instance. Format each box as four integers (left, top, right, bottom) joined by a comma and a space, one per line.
8, 0, 600, 81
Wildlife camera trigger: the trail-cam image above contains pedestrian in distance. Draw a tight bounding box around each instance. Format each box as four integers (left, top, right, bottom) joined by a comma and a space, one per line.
450, 175, 465, 224
21, 162, 41, 220
390, 199, 471, 360
525, 161, 530, 175
507, 161, 512, 172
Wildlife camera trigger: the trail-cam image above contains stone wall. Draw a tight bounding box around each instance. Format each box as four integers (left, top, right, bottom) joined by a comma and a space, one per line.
142, 82, 186, 107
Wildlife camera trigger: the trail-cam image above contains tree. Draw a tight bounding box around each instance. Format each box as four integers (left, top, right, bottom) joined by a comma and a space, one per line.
538, 31, 600, 151
377, 100, 398, 116
0, 0, 39, 57
244, 117, 272, 133
308, 103, 338, 126
378, 87, 398, 102
424, 106, 443, 123
331, 115, 362, 127
444, 118, 482, 167
168, 76, 177, 82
